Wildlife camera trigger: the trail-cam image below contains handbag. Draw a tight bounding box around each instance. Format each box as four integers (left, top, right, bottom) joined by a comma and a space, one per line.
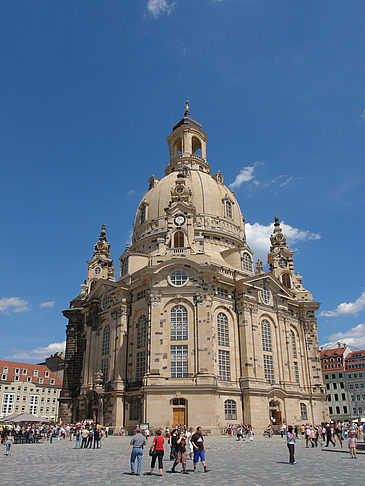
149, 439, 157, 457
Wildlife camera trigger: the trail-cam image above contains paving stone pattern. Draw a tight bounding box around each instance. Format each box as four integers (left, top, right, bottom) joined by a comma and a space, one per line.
0, 435, 363, 485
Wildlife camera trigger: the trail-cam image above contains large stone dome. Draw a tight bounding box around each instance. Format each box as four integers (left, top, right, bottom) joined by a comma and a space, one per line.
127, 107, 252, 271
133, 169, 245, 244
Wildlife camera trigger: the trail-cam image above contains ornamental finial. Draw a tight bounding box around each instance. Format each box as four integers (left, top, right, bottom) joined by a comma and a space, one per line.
185, 99, 189, 114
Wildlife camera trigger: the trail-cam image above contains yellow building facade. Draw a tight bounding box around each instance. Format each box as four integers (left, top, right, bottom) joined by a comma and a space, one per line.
59, 108, 327, 433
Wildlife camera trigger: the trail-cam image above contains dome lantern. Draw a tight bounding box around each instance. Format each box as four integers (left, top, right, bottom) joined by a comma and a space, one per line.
165, 101, 210, 175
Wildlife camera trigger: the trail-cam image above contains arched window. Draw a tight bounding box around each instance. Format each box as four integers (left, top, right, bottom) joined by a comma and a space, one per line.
261, 320, 272, 352
172, 398, 186, 406
101, 357, 109, 381
171, 305, 188, 341
242, 252, 253, 272
192, 136, 202, 155
290, 330, 297, 358
174, 137, 182, 156
174, 231, 184, 248
282, 273, 291, 289
300, 403, 307, 420
102, 325, 110, 356
139, 206, 146, 225
224, 399, 237, 420
136, 315, 147, 349
217, 312, 229, 347
225, 201, 232, 218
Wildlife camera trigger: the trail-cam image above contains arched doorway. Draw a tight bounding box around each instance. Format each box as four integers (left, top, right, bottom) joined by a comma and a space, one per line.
86, 391, 99, 423
171, 398, 187, 427
269, 400, 282, 426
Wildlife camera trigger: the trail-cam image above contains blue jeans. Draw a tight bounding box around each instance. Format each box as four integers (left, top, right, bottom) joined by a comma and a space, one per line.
75, 436, 81, 448
130, 447, 143, 474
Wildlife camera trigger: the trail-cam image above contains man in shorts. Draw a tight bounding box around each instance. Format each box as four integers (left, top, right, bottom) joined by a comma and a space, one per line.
191, 426, 210, 473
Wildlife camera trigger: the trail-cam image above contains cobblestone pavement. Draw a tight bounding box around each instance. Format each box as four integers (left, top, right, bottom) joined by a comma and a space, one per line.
1, 435, 364, 486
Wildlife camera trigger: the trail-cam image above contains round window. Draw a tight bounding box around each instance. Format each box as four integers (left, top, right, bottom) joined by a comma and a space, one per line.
94, 266, 101, 275
169, 269, 189, 287
260, 288, 271, 305
101, 295, 111, 310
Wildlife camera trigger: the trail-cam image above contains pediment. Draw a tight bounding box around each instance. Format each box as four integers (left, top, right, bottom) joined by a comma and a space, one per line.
244, 273, 293, 299
87, 279, 118, 301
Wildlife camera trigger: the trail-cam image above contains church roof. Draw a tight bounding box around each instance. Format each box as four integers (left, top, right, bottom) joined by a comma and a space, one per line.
172, 112, 203, 131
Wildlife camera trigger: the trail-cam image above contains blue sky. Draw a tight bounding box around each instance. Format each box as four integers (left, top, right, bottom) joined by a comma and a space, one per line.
1, 0, 365, 361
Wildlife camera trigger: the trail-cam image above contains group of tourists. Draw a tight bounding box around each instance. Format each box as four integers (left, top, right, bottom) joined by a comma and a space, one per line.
225, 423, 255, 441
0, 419, 110, 455
129, 425, 210, 476
283, 421, 364, 464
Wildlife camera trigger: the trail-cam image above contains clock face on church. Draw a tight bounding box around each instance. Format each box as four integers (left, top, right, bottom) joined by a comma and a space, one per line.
174, 215, 185, 226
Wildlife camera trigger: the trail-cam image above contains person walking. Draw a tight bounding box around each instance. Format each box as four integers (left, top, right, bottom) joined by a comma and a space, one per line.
171, 431, 189, 474
148, 429, 164, 476
4, 432, 14, 456
130, 427, 146, 476
186, 427, 194, 460
325, 424, 335, 448
191, 426, 210, 473
286, 425, 296, 465
169, 428, 178, 461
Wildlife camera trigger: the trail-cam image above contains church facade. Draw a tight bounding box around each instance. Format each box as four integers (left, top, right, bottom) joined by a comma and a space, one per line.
59, 106, 328, 433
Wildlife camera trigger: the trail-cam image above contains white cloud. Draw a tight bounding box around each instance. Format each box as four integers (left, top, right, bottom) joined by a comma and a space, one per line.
245, 220, 321, 262
271, 175, 293, 187
229, 166, 256, 189
0, 297, 30, 314
320, 291, 365, 317
146, 0, 175, 18
39, 301, 56, 309
6, 341, 66, 362
325, 323, 365, 349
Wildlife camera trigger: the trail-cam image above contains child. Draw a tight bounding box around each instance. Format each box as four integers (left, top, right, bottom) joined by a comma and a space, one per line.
348, 432, 357, 459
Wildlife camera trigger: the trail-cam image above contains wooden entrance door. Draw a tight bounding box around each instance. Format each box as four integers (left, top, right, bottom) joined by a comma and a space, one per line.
173, 408, 185, 427
271, 410, 282, 425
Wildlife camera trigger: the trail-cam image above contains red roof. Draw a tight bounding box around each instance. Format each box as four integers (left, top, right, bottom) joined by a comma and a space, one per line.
345, 351, 365, 371
0, 360, 62, 387
320, 347, 346, 358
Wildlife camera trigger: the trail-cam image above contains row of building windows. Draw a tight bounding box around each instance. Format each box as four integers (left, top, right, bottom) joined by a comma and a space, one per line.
328, 393, 347, 402
101, 313, 301, 386
1, 393, 57, 415
1, 367, 50, 378
0, 385, 57, 394
325, 382, 345, 390
329, 405, 348, 415
1, 375, 54, 384
351, 394, 365, 401
132, 347, 232, 381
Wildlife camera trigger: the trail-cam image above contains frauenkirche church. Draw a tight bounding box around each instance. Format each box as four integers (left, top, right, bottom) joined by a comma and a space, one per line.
59, 104, 327, 433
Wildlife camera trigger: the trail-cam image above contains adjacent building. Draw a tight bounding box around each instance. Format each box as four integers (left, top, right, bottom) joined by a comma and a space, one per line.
320, 344, 365, 422
320, 345, 351, 421
38, 352, 65, 381
345, 350, 365, 419
60, 105, 327, 433
0, 360, 62, 420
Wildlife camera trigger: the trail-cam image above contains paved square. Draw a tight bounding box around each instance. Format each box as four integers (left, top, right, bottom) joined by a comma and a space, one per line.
0, 435, 363, 485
